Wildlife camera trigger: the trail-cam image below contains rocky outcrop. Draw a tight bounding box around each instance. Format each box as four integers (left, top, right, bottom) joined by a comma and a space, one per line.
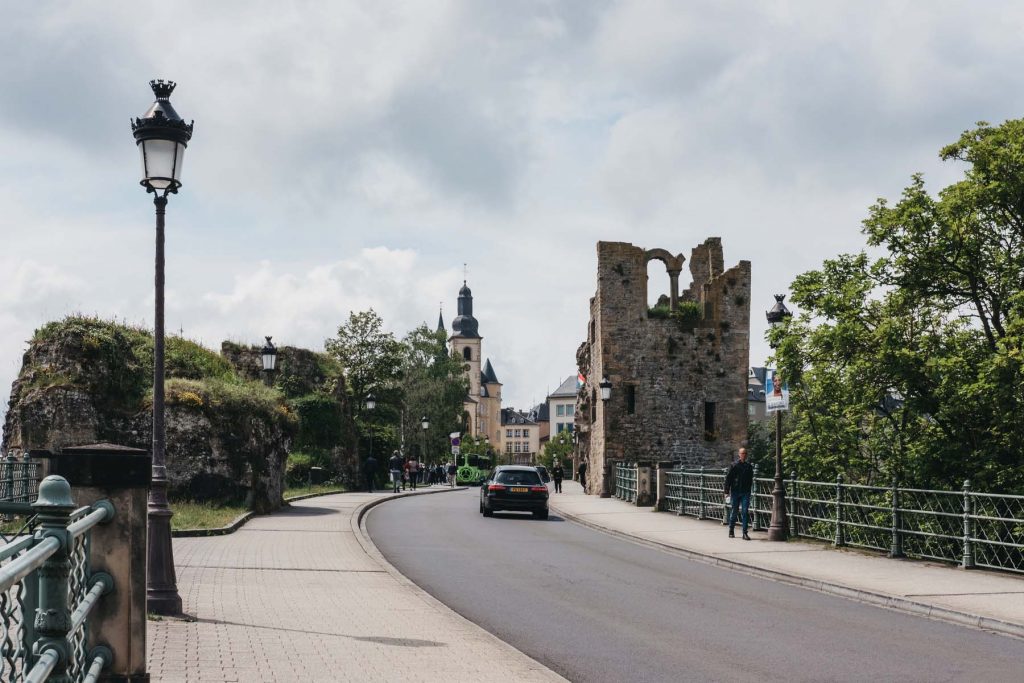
2, 318, 298, 512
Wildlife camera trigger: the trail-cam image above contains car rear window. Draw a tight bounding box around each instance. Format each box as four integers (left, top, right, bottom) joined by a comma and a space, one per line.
495, 470, 542, 485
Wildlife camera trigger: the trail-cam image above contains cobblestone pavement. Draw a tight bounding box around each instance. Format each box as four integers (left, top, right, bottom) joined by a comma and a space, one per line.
148, 489, 564, 682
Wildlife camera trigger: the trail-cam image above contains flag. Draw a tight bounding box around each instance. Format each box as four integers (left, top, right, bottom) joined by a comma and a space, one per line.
577, 372, 585, 388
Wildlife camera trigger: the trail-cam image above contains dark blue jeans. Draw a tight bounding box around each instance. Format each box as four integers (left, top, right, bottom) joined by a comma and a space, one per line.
729, 492, 751, 534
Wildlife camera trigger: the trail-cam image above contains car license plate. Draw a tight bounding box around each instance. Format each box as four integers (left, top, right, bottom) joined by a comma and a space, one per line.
511, 487, 528, 493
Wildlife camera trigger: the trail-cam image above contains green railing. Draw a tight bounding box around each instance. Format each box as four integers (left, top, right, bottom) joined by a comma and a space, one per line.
614, 463, 638, 503
0, 475, 115, 682
0, 451, 39, 506
663, 469, 1024, 573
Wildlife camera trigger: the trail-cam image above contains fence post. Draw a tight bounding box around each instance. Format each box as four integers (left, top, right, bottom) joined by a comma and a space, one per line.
752, 464, 761, 531
697, 466, 706, 519
789, 471, 797, 538
721, 467, 730, 526
962, 479, 975, 569
889, 476, 904, 558
31, 475, 75, 682
3, 453, 12, 504
834, 473, 846, 547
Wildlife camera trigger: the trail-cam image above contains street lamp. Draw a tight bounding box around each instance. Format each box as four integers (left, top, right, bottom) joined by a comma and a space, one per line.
133, 79, 193, 616
421, 415, 430, 477
261, 336, 278, 386
766, 294, 793, 542
365, 393, 376, 465
599, 376, 612, 402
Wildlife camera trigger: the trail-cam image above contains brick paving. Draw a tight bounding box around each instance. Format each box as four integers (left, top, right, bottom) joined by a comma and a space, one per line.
148, 490, 563, 682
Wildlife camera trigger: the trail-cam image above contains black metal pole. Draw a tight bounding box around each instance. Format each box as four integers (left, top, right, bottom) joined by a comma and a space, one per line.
147, 194, 183, 614
767, 407, 788, 541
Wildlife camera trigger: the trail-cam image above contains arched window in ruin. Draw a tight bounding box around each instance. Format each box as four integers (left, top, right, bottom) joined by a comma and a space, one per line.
644, 248, 685, 313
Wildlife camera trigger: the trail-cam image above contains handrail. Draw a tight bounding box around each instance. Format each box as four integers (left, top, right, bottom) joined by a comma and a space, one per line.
68, 503, 113, 541
24, 648, 59, 683
0, 535, 34, 562
0, 536, 60, 593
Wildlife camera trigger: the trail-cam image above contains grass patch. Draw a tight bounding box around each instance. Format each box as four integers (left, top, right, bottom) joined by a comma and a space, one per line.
170, 500, 249, 530
284, 483, 346, 499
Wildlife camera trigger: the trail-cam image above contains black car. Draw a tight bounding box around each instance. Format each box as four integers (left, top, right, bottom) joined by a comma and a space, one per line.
480, 465, 549, 519
534, 465, 551, 483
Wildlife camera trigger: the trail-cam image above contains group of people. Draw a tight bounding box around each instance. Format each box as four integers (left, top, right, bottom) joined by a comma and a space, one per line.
363, 452, 459, 493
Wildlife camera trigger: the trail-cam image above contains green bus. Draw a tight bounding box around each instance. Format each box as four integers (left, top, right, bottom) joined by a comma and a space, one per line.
456, 453, 492, 486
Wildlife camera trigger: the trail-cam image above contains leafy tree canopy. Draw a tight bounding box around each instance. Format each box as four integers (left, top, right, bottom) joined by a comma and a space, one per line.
775, 119, 1024, 492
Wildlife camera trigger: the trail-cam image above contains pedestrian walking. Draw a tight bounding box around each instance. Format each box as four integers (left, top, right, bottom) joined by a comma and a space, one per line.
724, 447, 754, 540
447, 460, 457, 487
408, 457, 419, 490
551, 462, 564, 493
364, 453, 378, 493
388, 451, 403, 494
577, 459, 588, 493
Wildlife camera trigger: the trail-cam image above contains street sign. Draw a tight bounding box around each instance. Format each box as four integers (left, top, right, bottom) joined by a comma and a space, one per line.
450, 437, 461, 447
451, 445, 460, 455
765, 369, 789, 413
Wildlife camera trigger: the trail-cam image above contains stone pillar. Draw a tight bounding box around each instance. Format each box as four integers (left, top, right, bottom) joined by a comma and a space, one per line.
636, 462, 653, 507
37, 444, 152, 683
667, 269, 681, 311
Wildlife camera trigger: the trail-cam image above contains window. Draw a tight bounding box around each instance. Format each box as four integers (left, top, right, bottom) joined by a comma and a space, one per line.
556, 404, 565, 417
514, 429, 521, 438
567, 423, 574, 433
566, 405, 574, 416
556, 423, 565, 434
704, 401, 717, 439
626, 385, 636, 414
496, 470, 542, 486
591, 390, 596, 421
463, 347, 472, 361
514, 442, 521, 453
522, 428, 529, 438
506, 442, 512, 453
506, 429, 513, 438
748, 404, 756, 416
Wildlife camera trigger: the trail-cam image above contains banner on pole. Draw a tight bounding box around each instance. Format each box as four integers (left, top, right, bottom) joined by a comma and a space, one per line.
765, 369, 789, 413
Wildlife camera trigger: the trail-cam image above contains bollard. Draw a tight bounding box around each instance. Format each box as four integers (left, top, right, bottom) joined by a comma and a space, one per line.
962, 479, 975, 569
834, 473, 846, 547
889, 476, 904, 558
32, 475, 75, 682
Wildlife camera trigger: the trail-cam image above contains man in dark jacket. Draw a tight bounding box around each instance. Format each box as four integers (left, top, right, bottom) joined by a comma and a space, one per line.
551, 463, 565, 493
577, 459, 588, 493
364, 454, 378, 493
724, 447, 754, 540
388, 451, 403, 493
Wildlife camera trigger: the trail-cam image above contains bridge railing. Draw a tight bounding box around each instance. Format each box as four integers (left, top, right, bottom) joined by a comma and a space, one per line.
662, 469, 1024, 574
614, 463, 638, 503
0, 475, 114, 682
0, 450, 39, 507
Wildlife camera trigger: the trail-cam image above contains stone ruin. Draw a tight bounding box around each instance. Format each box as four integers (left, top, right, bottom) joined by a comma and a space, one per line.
575, 239, 751, 495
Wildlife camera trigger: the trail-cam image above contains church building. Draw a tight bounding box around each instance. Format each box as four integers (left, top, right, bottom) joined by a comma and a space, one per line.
448, 281, 502, 443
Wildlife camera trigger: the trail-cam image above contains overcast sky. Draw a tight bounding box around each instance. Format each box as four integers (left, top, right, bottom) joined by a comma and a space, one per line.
2, 1, 1023, 420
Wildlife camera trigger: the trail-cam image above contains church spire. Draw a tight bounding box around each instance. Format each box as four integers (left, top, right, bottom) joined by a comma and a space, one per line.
452, 280, 480, 338
436, 304, 445, 334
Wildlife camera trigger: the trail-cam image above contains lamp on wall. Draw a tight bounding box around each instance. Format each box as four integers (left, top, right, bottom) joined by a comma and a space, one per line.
599, 376, 612, 402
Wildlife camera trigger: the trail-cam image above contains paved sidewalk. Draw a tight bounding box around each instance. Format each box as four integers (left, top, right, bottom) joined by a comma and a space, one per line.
548, 481, 1024, 638
148, 488, 564, 682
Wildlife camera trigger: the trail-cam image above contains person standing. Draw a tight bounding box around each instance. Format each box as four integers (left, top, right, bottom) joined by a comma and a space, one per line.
724, 447, 754, 540
364, 453, 378, 493
388, 451, 403, 494
551, 462, 564, 493
577, 459, 588, 493
447, 460, 457, 487
408, 457, 419, 490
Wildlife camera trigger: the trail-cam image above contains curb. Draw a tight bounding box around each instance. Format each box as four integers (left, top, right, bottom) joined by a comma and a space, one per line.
353, 488, 568, 682
548, 500, 1024, 641
171, 488, 346, 537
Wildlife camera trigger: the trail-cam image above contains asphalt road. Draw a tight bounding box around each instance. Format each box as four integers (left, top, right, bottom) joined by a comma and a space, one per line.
365, 488, 1024, 683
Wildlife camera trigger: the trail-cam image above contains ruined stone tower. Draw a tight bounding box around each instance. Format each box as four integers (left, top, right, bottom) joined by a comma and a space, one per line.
575, 239, 751, 495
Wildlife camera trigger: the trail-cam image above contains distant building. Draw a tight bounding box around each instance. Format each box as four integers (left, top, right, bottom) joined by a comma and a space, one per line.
748, 366, 768, 421
529, 402, 550, 444
547, 375, 578, 436
448, 281, 502, 442
499, 408, 540, 464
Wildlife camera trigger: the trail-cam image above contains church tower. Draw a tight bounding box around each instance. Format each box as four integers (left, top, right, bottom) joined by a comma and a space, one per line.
448, 281, 501, 441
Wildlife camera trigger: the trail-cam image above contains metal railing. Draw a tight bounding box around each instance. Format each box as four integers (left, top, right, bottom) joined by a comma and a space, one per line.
614, 463, 638, 503
663, 468, 1024, 574
0, 475, 115, 682
0, 451, 39, 505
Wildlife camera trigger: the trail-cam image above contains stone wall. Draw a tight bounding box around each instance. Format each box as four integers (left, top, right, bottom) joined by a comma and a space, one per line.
576, 239, 751, 495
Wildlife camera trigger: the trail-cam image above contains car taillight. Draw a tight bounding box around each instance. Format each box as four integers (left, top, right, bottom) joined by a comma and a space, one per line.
488, 484, 507, 492
530, 486, 548, 493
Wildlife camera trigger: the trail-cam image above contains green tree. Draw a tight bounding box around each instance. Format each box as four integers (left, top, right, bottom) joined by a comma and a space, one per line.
539, 429, 574, 470
325, 310, 403, 459
398, 325, 468, 465
776, 119, 1024, 492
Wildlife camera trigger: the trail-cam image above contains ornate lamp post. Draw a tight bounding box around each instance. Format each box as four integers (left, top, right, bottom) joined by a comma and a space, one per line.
766, 294, 793, 541
261, 336, 278, 386
365, 393, 376, 463
132, 79, 193, 616
421, 415, 430, 476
